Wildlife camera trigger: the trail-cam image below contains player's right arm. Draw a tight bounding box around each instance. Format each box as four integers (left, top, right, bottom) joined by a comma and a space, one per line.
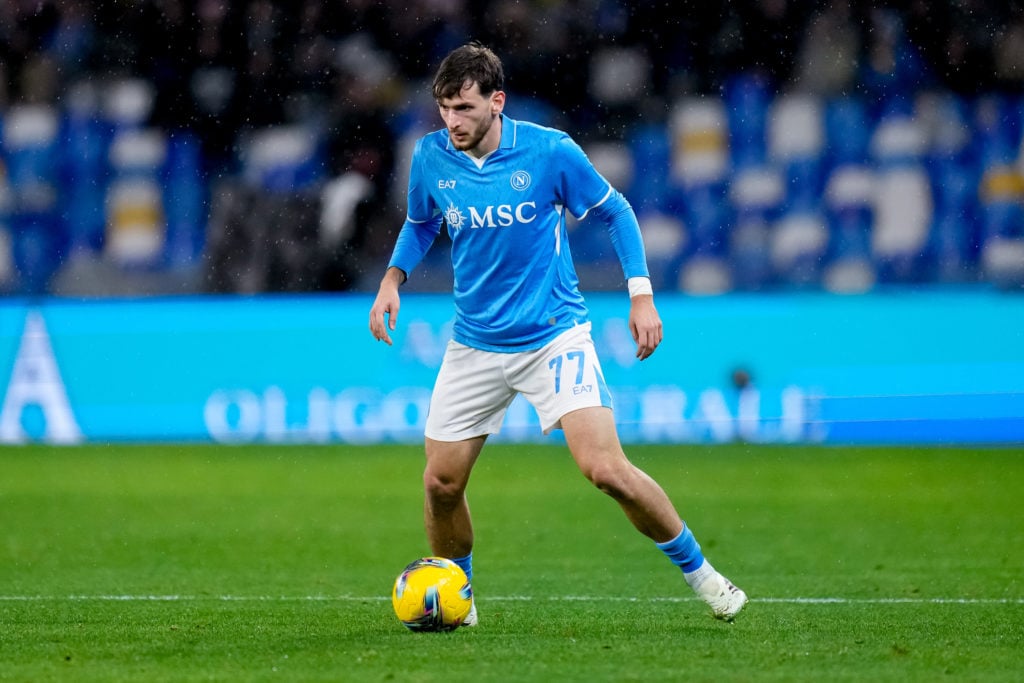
369, 136, 442, 346
369, 266, 407, 345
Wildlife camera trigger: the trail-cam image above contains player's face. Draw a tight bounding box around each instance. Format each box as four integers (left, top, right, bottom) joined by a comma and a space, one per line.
437, 81, 505, 157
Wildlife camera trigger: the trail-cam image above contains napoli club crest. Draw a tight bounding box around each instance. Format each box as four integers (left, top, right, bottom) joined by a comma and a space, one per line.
510, 170, 531, 191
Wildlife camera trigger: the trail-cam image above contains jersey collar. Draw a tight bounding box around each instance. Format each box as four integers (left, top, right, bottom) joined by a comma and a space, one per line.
498, 114, 516, 149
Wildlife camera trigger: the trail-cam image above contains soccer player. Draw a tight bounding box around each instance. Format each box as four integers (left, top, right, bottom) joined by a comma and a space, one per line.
368, 42, 747, 625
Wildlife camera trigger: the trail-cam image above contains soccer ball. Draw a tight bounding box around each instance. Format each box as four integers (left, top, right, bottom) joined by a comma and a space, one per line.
391, 556, 473, 632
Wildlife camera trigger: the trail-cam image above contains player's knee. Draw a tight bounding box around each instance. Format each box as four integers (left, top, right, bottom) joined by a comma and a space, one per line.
582, 460, 636, 502
423, 470, 465, 507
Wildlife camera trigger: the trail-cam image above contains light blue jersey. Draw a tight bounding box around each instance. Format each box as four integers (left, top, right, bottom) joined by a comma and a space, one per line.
389, 115, 649, 352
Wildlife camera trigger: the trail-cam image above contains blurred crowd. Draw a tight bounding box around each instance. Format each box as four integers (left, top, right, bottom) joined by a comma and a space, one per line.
1, 0, 1023, 296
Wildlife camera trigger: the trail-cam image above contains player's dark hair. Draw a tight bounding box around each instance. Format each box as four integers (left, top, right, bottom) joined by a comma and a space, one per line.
432, 42, 505, 100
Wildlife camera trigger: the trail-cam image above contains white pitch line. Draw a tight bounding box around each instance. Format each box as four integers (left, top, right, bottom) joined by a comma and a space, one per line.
0, 595, 1020, 605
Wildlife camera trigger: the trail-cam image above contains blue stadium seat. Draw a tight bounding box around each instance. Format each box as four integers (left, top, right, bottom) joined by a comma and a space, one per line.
770, 210, 829, 289
240, 125, 326, 193
724, 72, 770, 171
728, 166, 784, 290
682, 181, 730, 258
626, 123, 672, 213
163, 132, 207, 268
637, 210, 687, 291
821, 164, 875, 292
927, 160, 981, 282
768, 94, 826, 215
923, 92, 973, 166
1, 105, 65, 293
979, 210, 1024, 288
675, 181, 732, 293
503, 92, 561, 129
825, 96, 870, 166
973, 94, 1021, 168
60, 100, 109, 255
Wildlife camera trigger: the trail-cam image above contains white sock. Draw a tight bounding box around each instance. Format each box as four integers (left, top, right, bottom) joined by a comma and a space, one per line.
683, 559, 716, 590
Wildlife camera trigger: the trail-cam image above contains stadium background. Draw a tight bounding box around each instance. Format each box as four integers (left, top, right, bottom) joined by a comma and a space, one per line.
1, 1, 1022, 444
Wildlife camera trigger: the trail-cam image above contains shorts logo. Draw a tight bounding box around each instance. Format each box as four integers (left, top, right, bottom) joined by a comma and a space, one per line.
444, 203, 467, 230
510, 170, 531, 191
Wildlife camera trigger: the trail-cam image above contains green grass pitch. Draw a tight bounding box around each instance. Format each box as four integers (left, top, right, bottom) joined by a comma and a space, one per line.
1, 443, 1021, 682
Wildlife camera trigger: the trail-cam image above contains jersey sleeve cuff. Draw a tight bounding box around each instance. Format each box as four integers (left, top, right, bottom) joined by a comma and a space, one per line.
627, 276, 653, 298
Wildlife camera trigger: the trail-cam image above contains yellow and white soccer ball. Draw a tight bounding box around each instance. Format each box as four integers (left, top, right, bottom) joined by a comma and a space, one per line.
391, 557, 473, 632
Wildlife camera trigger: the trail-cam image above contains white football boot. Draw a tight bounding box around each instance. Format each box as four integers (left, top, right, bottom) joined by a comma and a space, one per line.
461, 600, 478, 627
694, 571, 748, 621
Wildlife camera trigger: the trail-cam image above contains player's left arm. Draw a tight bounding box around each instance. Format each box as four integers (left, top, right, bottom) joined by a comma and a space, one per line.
556, 135, 663, 359
588, 191, 663, 360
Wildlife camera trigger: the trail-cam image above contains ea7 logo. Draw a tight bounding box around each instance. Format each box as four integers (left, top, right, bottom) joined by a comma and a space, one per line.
571, 384, 593, 396
438, 180, 456, 189
468, 201, 537, 228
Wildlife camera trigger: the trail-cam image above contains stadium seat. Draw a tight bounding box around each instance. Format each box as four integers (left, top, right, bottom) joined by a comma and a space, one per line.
868, 114, 933, 282
1, 104, 64, 293
677, 253, 732, 294
871, 165, 934, 283
768, 94, 826, 214
638, 211, 687, 291
978, 164, 1024, 287
163, 132, 207, 268
728, 166, 785, 290
927, 160, 981, 283
589, 46, 649, 107
672, 181, 731, 293
869, 113, 928, 167
61, 83, 110, 256
585, 140, 635, 201
682, 182, 730, 257
920, 91, 973, 164
771, 210, 829, 288
239, 125, 325, 192
825, 96, 870, 166
105, 127, 169, 268
625, 123, 672, 213
502, 92, 561, 129
101, 78, 155, 132
723, 71, 770, 171
669, 96, 730, 188
973, 93, 1021, 168
822, 164, 876, 292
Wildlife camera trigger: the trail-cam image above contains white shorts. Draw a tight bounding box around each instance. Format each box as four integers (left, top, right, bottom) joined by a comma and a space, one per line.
424, 322, 612, 441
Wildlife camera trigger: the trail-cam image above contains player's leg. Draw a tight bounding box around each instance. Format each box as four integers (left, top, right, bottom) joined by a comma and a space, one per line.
422, 435, 484, 627
422, 340, 516, 627
561, 406, 681, 541
423, 339, 511, 566
423, 435, 485, 560
561, 407, 747, 620
516, 324, 747, 620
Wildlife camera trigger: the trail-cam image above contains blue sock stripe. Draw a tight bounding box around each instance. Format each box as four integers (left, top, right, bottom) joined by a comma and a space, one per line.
451, 552, 473, 582
656, 525, 705, 574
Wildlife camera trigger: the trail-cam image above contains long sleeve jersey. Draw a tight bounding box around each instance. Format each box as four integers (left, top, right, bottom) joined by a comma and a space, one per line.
389, 115, 649, 352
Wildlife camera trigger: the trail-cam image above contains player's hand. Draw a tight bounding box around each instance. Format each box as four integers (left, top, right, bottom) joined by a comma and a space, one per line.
628, 294, 663, 361
369, 268, 406, 346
